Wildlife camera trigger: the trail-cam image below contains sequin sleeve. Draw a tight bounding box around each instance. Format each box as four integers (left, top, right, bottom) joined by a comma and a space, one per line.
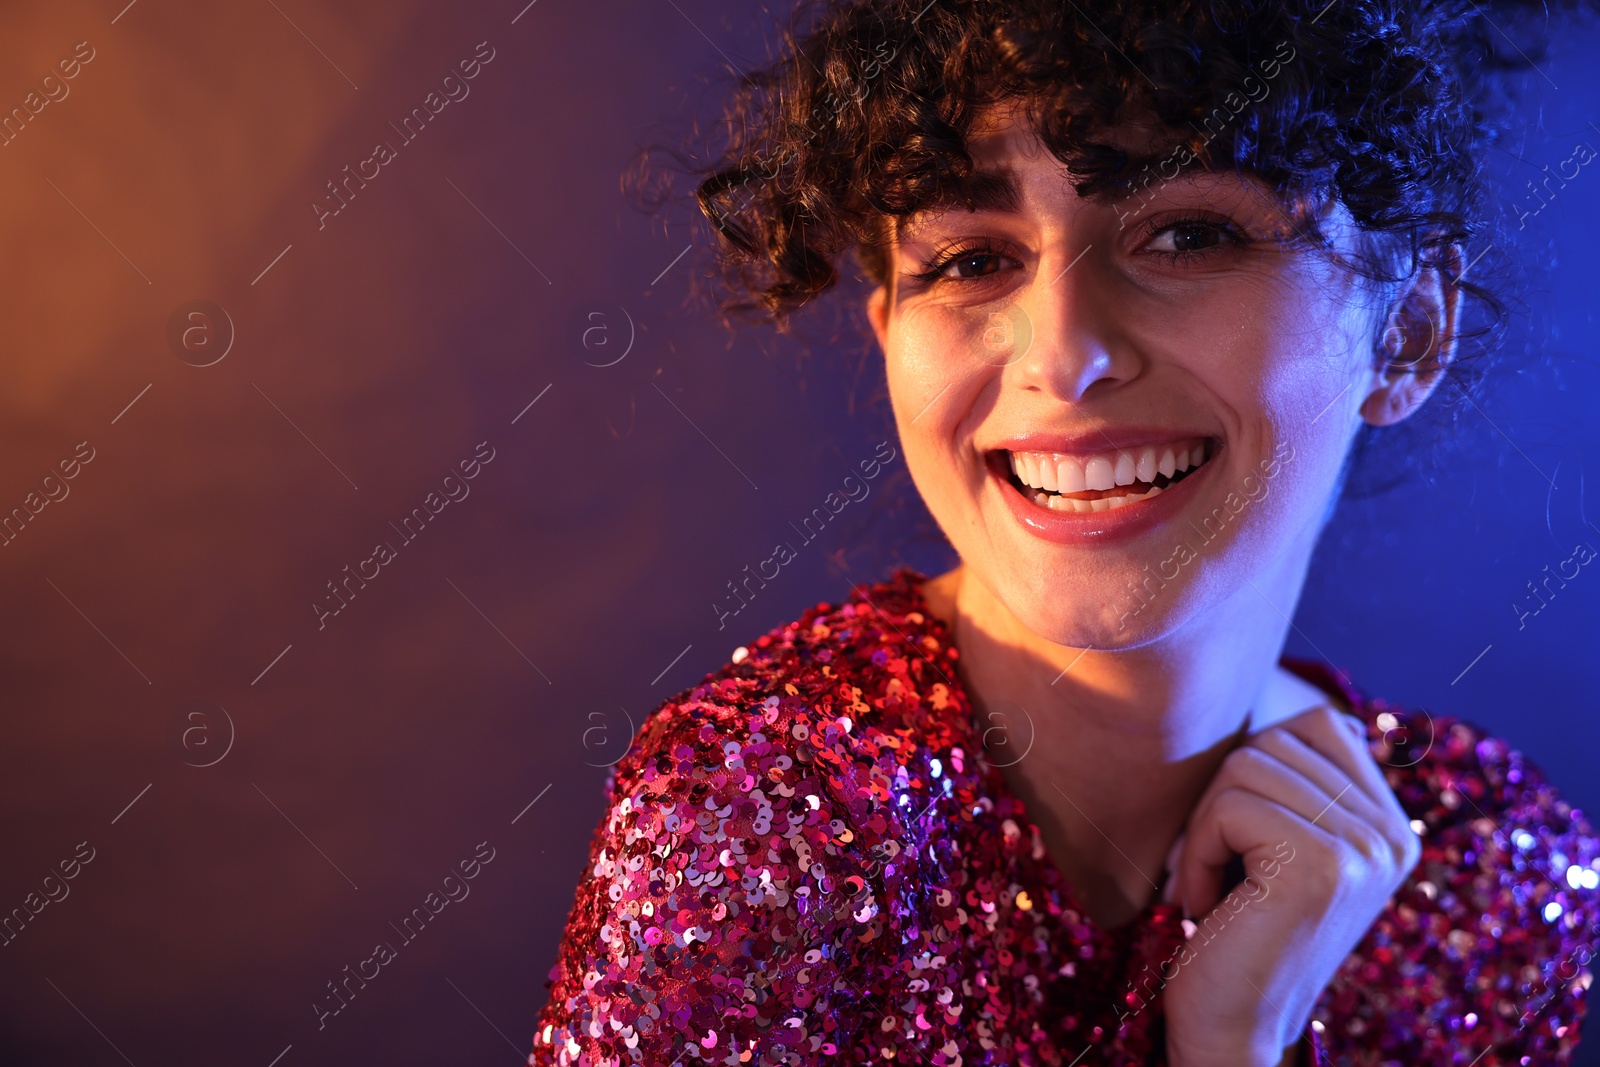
526, 677, 882, 1066
1310, 707, 1600, 1064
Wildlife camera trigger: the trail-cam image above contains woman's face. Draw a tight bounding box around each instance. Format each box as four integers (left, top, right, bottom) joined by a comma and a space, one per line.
868, 105, 1441, 649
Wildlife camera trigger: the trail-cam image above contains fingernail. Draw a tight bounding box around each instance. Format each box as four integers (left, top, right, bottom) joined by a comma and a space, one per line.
1164, 831, 1186, 875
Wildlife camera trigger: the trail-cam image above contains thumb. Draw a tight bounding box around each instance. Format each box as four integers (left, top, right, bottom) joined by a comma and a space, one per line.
1162, 831, 1187, 905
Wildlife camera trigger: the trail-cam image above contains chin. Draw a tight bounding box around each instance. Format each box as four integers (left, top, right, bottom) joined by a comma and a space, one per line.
981, 561, 1201, 653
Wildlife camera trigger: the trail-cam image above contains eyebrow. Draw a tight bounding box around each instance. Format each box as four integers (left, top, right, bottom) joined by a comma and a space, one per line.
895, 147, 1239, 235
896, 167, 1021, 236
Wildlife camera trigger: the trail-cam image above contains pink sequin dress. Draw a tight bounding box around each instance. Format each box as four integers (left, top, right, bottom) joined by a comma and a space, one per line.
528, 567, 1599, 1065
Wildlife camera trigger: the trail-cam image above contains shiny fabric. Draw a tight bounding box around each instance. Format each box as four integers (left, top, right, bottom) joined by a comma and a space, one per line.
528, 566, 1598, 1065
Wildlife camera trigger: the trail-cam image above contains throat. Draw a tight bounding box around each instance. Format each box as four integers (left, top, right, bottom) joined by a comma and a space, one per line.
993, 755, 1169, 930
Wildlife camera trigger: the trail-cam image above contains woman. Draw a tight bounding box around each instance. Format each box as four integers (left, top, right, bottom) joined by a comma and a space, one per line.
528, 0, 1600, 1063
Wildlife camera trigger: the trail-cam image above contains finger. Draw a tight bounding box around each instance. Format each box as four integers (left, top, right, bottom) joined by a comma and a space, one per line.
1180, 743, 1385, 912
1162, 831, 1187, 904
1261, 711, 1421, 874
1270, 705, 1397, 815
1172, 746, 1334, 912
1248, 727, 1392, 830
1177, 785, 1340, 918
1164, 830, 1187, 877
1182, 770, 1415, 920
1188, 744, 1360, 845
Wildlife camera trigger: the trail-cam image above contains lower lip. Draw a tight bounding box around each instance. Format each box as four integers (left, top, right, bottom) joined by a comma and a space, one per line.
990, 452, 1216, 545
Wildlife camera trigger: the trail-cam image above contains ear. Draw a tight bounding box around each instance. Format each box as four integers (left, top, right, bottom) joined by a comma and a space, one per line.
1359, 242, 1465, 427
866, 285, 890, 355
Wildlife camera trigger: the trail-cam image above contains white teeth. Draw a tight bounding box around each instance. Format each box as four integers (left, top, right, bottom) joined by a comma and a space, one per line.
1056, 456, 1086, 493
1043, 494, 1092, 513
1040, 482, 1169, 512
1135, 447, 1157, 483
1112, 452, 1136, 487
1007, 439, 1211, 496
1083, 456, 1115, 491
1037, 454, 1058, 492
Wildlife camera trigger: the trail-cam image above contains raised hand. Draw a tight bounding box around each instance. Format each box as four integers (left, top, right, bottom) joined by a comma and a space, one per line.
1160, 706, 1422, 1067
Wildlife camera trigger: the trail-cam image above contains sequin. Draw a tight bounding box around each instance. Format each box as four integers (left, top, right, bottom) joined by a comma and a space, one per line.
528, 567, 1599, 1065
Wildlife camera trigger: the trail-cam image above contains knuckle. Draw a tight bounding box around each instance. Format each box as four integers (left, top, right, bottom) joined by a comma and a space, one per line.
1302, 704, 1344, 740
1397, 824, 1423, 874
1348, 823, 1390, 866
1210, 785, 1256, 822
1300, 832, 1343, 872
1257, 722, 1294, 742
1228, 745, 1275, 777
1302, 843, 1349, 899
1337, 844, 1373, 890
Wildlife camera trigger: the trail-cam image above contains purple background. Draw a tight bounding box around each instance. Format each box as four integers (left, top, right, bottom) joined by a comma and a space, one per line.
0, 0, 1594, 1063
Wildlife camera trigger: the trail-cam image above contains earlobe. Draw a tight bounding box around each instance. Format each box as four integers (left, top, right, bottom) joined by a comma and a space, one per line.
1359, 243, 1464, 427
1360, 377, 1430, 426
867, 286, 890, 354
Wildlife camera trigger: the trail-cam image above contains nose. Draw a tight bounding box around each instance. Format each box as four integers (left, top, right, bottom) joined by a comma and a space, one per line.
1005, 250, 1139, 403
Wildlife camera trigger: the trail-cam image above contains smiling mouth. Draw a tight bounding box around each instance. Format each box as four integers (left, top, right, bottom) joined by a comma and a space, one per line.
997, 438, 1214, 514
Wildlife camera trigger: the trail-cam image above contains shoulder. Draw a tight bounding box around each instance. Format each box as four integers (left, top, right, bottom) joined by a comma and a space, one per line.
604, 565, 961, 807
531, 567, 965, 1064
1299, 664, 1600, 1063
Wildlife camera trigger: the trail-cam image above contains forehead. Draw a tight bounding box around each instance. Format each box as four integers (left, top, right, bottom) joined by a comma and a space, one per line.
965, 99, 1175, 164
894, 101, 1214, 226
896, 100, 1341, 242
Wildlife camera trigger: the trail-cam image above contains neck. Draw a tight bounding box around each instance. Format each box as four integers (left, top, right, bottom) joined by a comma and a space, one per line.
921, 545, 1320, 928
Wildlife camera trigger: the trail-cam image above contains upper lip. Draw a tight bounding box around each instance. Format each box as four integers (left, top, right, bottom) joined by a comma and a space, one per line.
987, 426, 1218, 456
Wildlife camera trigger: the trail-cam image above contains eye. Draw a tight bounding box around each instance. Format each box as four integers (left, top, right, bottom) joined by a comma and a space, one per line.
905, 239, 1019, 285
938, 250, 1006, 279
1142, 216, 1249, 264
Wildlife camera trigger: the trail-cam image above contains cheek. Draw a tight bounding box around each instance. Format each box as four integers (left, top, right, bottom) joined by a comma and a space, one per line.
888, 302, 995, 383
1125, 275, 1371, 610
887, 305, 993, 429
1268, 259, 1375, 388
885, 306, 1001, 498
1192, 266, 1372, 446
1208, 281, 1373, 549
1252, 276, 1376, 470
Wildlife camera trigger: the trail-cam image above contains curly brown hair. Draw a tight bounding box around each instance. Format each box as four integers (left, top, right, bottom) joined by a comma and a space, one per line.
675, 0, 1594, 493
697, 0, 1586, 308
